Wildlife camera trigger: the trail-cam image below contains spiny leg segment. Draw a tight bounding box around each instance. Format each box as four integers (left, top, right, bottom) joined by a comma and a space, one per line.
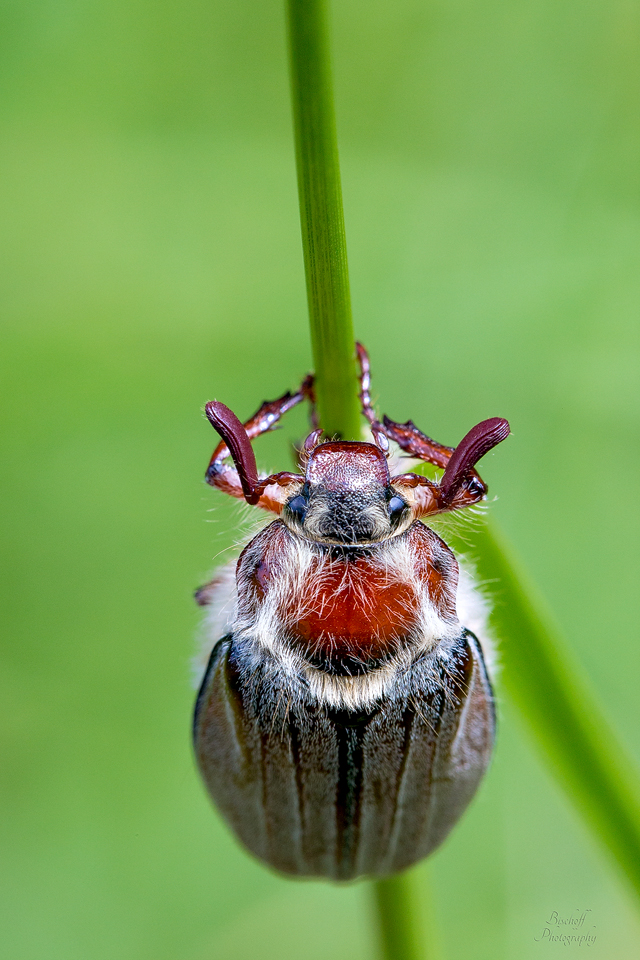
354, 342, 510, 514
204, 374, 314, 509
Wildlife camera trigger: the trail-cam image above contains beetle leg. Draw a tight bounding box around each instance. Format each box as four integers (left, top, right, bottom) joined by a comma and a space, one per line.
381, 416, 456, 470
380, 412, 484, 508
356, 342, 480, 468
205, 376, 313, 510
355, 342, 389, 451
392, 417, 510, 517
207, 376, 314, 477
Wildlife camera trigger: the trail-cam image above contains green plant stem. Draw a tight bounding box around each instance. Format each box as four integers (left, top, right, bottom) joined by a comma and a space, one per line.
464, 521, 640, 900
373, 874, 426, 960
286, 1, 425, 957
286, 0, 361, 440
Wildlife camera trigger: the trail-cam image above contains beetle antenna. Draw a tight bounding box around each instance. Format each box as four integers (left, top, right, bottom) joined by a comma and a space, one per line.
440, 417, 510, 501
205, 401, 261, 504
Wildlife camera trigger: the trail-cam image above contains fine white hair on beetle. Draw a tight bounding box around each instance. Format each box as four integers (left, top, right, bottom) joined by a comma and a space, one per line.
193, 542, 497, 698
383, 439, 416, 476
192, 560, 238, 687
193, 493, 279, 686
429, 496, 491, 545
456, 558, 498, 679
195, 533, 474, 710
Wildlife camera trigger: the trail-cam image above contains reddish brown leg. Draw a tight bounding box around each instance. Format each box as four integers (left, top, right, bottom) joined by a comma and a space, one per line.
392, 418, 510, 516
355, 342, 388, 450
381, 416, 456, 471
357, 341, 474, 470
205, 374, 313, 507
356, 343, 510, 514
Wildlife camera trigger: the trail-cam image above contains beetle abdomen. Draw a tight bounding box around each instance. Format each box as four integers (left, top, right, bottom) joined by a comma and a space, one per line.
193, 630, 494, 880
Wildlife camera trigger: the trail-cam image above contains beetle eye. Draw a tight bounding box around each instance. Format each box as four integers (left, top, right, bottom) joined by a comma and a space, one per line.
388, 495, 407, 524
466, 477, 485, 498
287, 494, 308, 524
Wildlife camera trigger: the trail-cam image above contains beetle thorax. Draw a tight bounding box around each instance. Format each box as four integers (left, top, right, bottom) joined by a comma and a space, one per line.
234, 519, 460, 684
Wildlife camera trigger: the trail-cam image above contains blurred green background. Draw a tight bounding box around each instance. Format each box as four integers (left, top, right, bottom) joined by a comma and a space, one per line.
1, 0, 639, 957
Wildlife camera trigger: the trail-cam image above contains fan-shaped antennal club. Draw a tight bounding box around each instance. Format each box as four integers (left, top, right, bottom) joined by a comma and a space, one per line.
440, 417, 510, 501
205, 401, 261, 504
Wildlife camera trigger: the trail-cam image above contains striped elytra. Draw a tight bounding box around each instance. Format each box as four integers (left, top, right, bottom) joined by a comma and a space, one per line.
193, 628, 494, 880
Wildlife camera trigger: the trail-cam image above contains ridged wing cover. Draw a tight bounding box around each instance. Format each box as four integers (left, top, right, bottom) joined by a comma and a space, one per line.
193, 629, 494, 880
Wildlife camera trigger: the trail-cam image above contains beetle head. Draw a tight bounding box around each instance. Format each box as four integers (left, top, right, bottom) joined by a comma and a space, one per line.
281, 441, 411, 546
205, 396, 509, 529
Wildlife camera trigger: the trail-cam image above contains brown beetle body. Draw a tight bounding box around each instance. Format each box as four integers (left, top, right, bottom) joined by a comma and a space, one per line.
194, 345, 509, 879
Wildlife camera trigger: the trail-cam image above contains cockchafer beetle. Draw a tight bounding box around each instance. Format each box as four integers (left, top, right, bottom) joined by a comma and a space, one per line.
193, 344, 510, 880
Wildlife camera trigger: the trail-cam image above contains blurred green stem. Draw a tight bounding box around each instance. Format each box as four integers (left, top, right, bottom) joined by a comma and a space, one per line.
286, 0, 361, 440
286, 1, 425, 957
465, 521, 640, 900
373, 874, 426, 960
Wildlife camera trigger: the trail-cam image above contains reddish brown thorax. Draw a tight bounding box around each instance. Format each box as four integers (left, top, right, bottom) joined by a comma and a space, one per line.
237, 520, 458, 671
305, 441, 390, 489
